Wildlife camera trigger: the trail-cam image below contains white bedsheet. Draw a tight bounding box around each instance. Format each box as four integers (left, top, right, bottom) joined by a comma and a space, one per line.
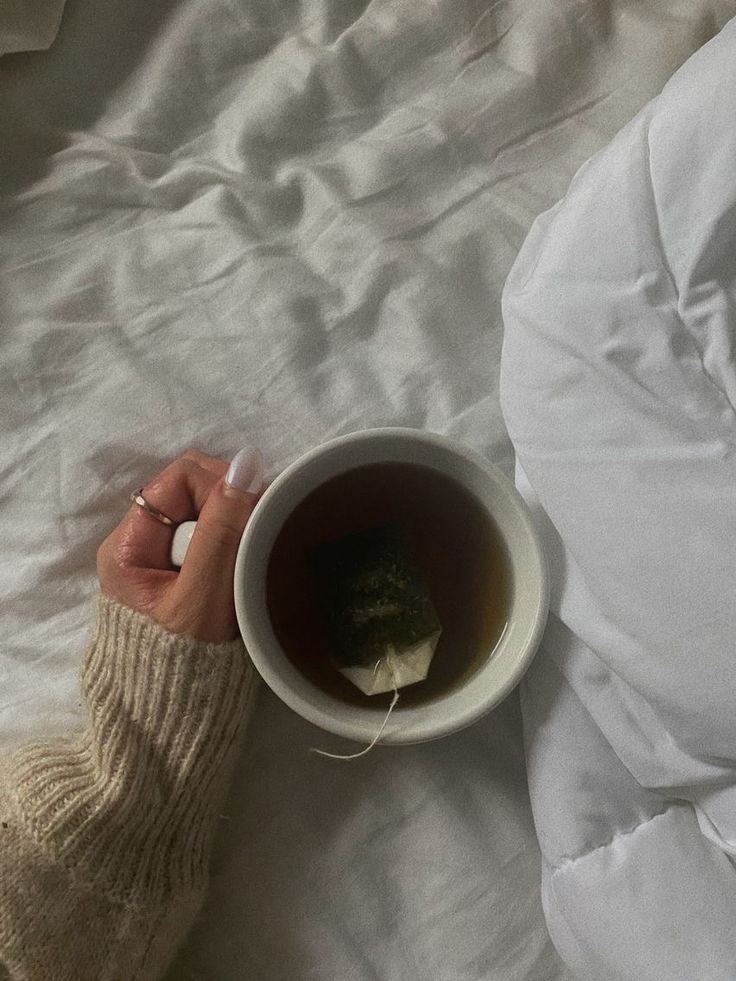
0, 0, 66, 57
1, 2, 734, 978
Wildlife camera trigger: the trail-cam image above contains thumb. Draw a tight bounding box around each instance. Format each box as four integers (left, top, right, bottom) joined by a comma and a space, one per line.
173, 448, 264, 635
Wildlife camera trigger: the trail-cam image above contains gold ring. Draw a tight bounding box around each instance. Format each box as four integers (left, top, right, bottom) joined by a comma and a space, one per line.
129, 489, 177, 527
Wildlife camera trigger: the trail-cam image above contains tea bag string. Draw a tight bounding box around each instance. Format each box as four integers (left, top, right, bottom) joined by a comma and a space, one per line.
311, 665, 400, 761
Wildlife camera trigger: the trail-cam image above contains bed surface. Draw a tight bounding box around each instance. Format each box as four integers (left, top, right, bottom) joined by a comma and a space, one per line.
501, 18, 736, 976
2, 2, 734, 977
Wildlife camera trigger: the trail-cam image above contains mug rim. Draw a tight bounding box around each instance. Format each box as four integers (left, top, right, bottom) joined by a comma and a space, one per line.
234, 428, 549, 744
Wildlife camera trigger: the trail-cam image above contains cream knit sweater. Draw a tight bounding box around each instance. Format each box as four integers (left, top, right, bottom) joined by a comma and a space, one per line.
0, 593, 256, 981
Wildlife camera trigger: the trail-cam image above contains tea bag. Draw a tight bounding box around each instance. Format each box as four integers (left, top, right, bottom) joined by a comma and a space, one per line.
310, 523, 442, 695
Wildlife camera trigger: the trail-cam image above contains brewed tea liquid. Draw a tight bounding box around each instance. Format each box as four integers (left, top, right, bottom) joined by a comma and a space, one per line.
266, 463, 511, 708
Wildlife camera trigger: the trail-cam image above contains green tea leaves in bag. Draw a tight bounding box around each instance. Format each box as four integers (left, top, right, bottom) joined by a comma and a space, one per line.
310, 523, 442, 695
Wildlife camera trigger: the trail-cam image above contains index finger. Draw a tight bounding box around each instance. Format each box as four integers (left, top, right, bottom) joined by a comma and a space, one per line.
123, 455, 221, 570
181, 449, 229, 479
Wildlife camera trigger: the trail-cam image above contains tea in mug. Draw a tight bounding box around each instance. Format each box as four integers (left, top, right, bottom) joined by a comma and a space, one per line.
266, 462, 511, 707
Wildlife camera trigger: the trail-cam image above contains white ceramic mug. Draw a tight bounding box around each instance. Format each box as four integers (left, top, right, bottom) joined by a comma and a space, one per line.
228, 428, 549, 745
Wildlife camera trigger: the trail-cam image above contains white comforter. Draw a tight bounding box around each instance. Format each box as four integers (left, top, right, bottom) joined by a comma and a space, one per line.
502, 15, 736, 979
2, 1, 735, 978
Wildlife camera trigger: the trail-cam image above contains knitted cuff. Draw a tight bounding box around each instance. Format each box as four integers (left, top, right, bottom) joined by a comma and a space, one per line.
8, 594, 256, 908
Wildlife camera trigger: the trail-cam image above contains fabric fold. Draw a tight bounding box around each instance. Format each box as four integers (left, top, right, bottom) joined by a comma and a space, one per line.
0, 0, 67, 56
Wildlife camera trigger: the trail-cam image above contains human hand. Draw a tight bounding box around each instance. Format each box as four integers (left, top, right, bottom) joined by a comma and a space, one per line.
97, 448, 263, 643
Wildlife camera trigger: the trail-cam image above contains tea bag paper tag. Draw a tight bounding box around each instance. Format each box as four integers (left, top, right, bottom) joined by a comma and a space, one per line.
341, 632, 441, 695
312, 676, 401, 760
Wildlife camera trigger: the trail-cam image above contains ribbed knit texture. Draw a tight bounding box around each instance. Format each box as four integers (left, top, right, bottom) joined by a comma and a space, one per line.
0, 594, 256, 981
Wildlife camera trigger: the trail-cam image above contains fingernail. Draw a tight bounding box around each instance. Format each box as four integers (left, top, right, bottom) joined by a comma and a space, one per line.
225, 447, 264, 496
170, 520, 197, 567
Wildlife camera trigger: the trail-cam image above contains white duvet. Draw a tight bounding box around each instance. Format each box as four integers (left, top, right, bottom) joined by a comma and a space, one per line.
502, 15, 736, 979
3, 1, 736, 978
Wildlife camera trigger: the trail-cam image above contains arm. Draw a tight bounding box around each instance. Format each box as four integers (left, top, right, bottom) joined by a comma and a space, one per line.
0, 448, 263, 981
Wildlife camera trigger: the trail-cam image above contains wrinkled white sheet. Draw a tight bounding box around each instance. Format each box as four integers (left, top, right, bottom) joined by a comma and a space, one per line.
0, 0, 66, 56
502, 15, 736, 980
2, 1, 734, 978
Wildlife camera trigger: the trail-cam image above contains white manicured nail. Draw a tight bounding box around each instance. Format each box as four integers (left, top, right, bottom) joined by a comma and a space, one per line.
225, 446, 264, 495
170, 520, 197, 568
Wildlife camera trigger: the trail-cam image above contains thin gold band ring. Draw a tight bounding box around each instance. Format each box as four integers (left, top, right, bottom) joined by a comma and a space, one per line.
129, 488, 177, 527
